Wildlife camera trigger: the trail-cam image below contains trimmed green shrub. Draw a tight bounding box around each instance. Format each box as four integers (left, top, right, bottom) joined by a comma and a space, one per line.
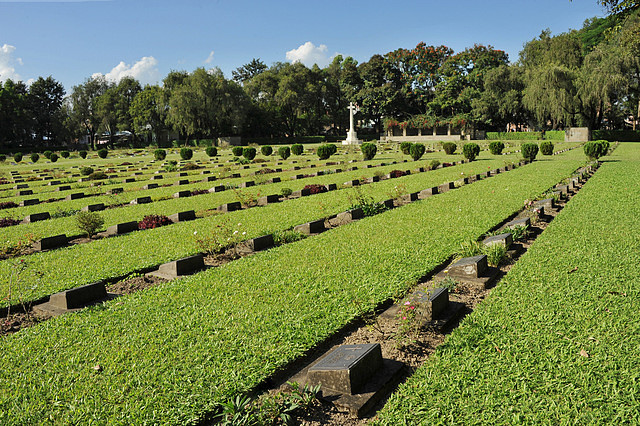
361, 142, 377, 161
79, 150, 88, 159
61, 151, 70, 158
97, 149, 108, 159
280, 187, 292, 197
544, 130, 565, 141
410, 143, 426, 161
30, 153, 40, 163
442, 142, 457, 155
243, 147, 257, 161
43, 150, 53, 159
592, 129, 640, 142
584, 140, 606, 160
154, 149, 167, 161
179, 147, 193, 160
400, 141, 413, 155
80, 167, 94, 176
49, 153, 58, 162
13, 153, 22, 163
486, 131, 543, 140
316, 144, 335, 160
429, 159, 440, 170
278, 146, 291, 160
0, 154, 5, 162
488, 141, 505, 155
205, 146, 218, 157
231, 146, 243, 157
261, 145, 273, 156
540, 141, 554, 155
75, 211, 104, 238
87, 171, 108, 180
462, 143, 480, 161
521, 143, 539, 161
291, 144, 304, 155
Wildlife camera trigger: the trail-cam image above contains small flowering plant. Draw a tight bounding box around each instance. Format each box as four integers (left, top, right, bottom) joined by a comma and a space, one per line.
193, 218, 247, 258
393, 299, 421, 349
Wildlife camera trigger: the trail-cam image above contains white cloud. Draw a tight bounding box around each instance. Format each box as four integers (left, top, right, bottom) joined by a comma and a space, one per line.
286, 41, 334, 67
204, 50, 215, 64
93, 56, 160, 86
0, 44, 22, 82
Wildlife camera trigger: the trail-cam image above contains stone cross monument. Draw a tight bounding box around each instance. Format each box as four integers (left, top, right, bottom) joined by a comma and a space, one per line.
342, 102, 362, 145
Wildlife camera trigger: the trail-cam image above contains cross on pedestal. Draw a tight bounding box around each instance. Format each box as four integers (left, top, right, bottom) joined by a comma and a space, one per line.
343, 102, 362, 145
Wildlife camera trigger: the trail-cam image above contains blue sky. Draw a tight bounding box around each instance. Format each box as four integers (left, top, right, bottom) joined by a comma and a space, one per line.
0, 0, 606, 91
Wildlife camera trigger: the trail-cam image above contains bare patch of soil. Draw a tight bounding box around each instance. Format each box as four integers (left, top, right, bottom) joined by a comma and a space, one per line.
1, 311, 50, 337
107, 275, 168, 295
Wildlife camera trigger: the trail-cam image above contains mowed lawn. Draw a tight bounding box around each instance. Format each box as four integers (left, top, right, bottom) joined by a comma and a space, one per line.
376, 142, 640, 425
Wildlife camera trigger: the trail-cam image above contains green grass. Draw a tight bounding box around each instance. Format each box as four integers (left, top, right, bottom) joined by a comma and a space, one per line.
375, 143, 640, 424
0, 154, 526, 307
0, 150, 587, 424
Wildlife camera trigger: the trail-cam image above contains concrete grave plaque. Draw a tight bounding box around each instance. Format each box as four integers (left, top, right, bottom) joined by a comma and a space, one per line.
22, 212, 50, 223
217, 202, 242, 212
153, 175, 163, 180
14, 184, 28, 189
367, 176, 380, 183
66, 192, 85, 200
382, 199, 395, 209
269, 177, 281, 184
47, 281, 108, 310
20, 198, 40, 207
483, 233, 513, 249
536, 198, 555, 210
57, 185, 71, 191
154, 253, 205, 279
173, 190, 191, 198
168, 210, 196, 223
231, 173, 241, 178
81, 203, 105, 212
178, 172, 188, 177
409, 287, 449, 321
240, 181, 255, 188
506, 217, 530, 229
202, 176, 217, 182
175, 179, 189, 186
143, 183, 159, 190
107, 188, 124, 194
418, 187, 439, 199
249, 234, 274, 251
291, 188, 311, 198
400, 192, 418, 203
48, 180, 61, 185
200, 170, 211, 175
124, 178, 136, 183
556, 184, 569, 196
307, 343, 383, 395
438, 182, 455, 193
257, 195, 280, 206
130, 196, 151, 205
327, 183, 337, 191
344, 179, 360, 187
17, 189, 33, 196
336, 208, 364, 222
106, 221, 138, 235
33, 234, 68, 251
210, 185, 226, 193
447, 255, 488, 278
294, 219, 325, 235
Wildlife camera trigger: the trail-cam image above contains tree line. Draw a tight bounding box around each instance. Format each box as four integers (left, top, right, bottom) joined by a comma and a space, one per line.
0, 5, 638, 151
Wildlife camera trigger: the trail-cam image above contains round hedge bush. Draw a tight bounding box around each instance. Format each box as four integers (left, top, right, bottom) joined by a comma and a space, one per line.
13, 153, 23, 163
278, 146, 291, 160
261, 145, 273, 156
180, 147, 193, 160
231, 146, 244, 157
30, 153, 40, 163
43, 150, 53, 159
361, 142, 377, 161
489, 141, 505, 155
442, 142, 457, 155
462, 143, 480, 161
584, 140, 606, 160
50, 153, 59, 162
243, 147, 257, 161
400, 141, 413, 155
291, 144, 304, 156
540, 141, 554, 155
316, 144, 336, 160
205, 146, 218, 157
97, 148, 108, 159
410, 143, 426, 161
154, 149, 167, 161
521, 143, 539, 161
61, 151, 70, 158
79, 150, 88, 159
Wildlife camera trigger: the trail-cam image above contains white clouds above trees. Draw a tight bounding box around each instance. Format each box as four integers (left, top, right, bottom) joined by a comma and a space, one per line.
286, 41, 336, 67
0, 44, 22, 82
92, 56, 160, 85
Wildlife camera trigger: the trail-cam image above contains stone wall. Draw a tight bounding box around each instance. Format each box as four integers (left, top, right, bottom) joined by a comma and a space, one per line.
565, 127, 591, 142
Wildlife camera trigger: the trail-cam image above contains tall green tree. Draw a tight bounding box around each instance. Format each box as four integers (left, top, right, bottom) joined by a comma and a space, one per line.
130, 85, 167, 144
0, 79, 31, 148
28, 76, 65, 144
69, 76, 110, 149
232, 58, 267, 84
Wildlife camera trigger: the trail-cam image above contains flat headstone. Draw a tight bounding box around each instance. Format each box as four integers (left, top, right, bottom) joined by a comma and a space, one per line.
33, 234, 68, 251
14, 184, 28, 189
506, 217, 530, 229
57, 185, 71, 191
447, 255, 488, 278
249, 234, 274, 251
81, 203, 105, 212
382, 199, 395, 209
536, 198, 555, 210
22, 212, 50, 223
418, 187, 438, 199
143, 183, 159, 190
48, 180, 61, 186
13, 179, 24, 183
124, 178, 136, 183
47, 281, 108, 310
202, 176, 217, 182
168, 210, 196, 223
327, 183, 337, 191
107, 188, 123, 194
17, 189, 33, 196
367, 176, 380, 183
177, 172, 187, 177
294, 219, 325, 235
20, 198, 40, 207
175, 179, 189, 186
269, 177, 281, 184
408, 287, 449, 321
152, 175, 163, 180
240, 181, 255, 188
106, 221, 139, 235
336, 208, 364, 222
217, 202, 242, 212
344, 180, 360, 187
154, 254, 205, 279
209, 185, 226, 193
400, 192, 418, 203
200, 170, 211, 175
556, 184, 569, 195
130, 196, 152, 205
173, 190, 191, 198
438, 182, 455, 193
231, 173, 241, 178
483, 233, 513, 249
307, 343, 383, 395
66, 192, 85, 200
292, 188, 311, 198
257, 195, 280, 206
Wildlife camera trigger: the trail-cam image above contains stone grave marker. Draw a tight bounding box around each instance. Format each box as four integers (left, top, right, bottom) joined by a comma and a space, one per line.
17, 189, 33, 196
106, 221, 139, 235
217, 202, 242, 212
382, 199, 395, 209
57, 185, 71, 191
33, 234, 68, 251
483, 233, 513, 249
202, 176, 217, 182
175, 179, 189, 186
438, 182, 455, 193
240, 181, 255, 188
66, 192, 85, 200
294, 219, 325, 235
418, 187, 439, 199
45, 281, 108, 311
143, 183, 159, 190
107, 188, 123, 195
408, 287, 449, 321
20, 198, 40, 207
506, 217, 530, 229
336, 208, 364, 222
257, 195, 280, 206
130, 196, 152, 205
249, 234, 274, 251
81, 203, 105, 212
173, 191, 191, 198
14, 184, 28, 189
168, 210, 196, 223
327, 183, 338, 191
152, 254, 205, 279
209, 185, 226, 193
291, 188, 311, 198
446, 255, 488, 279
22, 212, 50, 223
153, 175, 163, 180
